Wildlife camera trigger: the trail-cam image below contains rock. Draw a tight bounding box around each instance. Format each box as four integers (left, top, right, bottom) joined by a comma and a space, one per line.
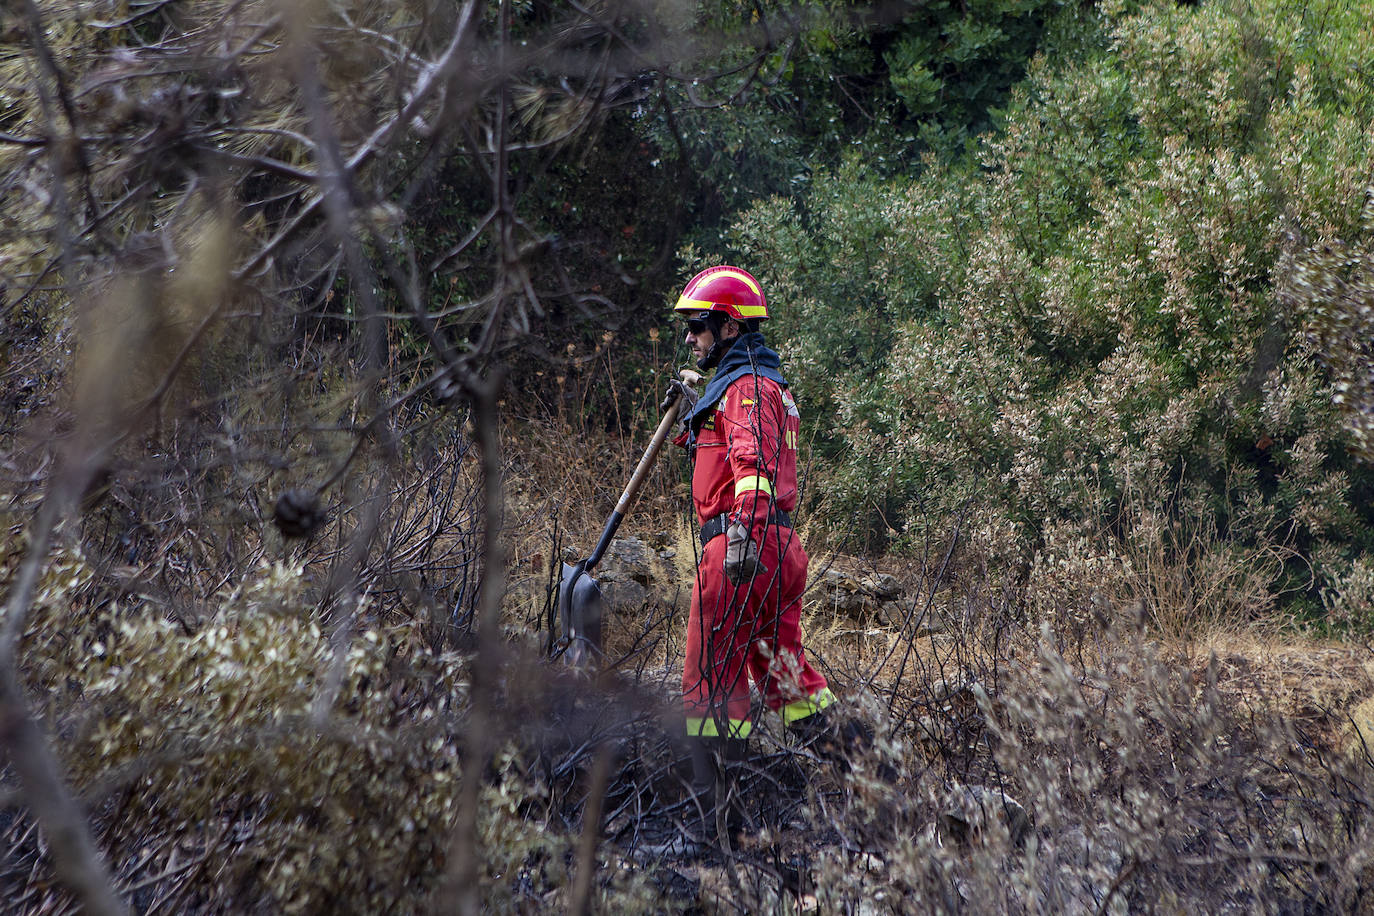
938, 783, 1031, 848
875, 599, 942, 634
821, 568, 866, 613
817, 564, 908, 619
600, 577, 650, 612
860, 573, 902, 601
578, 535, 684, 621
602, 536, 654, 586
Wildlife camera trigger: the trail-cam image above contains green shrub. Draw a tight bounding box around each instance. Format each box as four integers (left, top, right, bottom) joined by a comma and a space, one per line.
724, 0, 1374, 629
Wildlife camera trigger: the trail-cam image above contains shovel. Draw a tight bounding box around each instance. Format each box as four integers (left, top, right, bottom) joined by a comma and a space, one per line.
556, 371, 698, 668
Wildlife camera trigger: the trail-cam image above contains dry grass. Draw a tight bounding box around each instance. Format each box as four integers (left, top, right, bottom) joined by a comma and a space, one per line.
1187, 633, 1374, 752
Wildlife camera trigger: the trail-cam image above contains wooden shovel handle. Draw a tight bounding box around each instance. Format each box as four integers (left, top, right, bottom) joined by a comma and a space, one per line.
614, 398, 680, 515
584, 371, 698, 571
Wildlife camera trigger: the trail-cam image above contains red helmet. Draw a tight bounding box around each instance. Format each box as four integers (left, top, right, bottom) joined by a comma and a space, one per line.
674, 266, 768, 322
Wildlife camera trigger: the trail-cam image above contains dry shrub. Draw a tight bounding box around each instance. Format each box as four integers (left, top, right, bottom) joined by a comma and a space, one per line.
6, 422, 1374, 913
3, 546, 674, 914
803, 614, 1374, 914
498, 362, 697, 665
1114, 505, 1292, 643
1019, 483, 1297, 649
758, 514, 1374, 915
1322, 555, 1374, 634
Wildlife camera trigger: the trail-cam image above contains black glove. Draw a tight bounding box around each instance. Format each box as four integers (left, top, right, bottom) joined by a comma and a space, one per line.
724, 522, 762, 584
660, 379, 699, 428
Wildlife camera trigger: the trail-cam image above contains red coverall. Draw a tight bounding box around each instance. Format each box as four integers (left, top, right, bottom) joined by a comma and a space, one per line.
676, 372, 833, 738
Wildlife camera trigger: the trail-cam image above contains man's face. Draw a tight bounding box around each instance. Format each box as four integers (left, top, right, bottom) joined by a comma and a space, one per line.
684, 311, 739, 362
683, 312, 715, 364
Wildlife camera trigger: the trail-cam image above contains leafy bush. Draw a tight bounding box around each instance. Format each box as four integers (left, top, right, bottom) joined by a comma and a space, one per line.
5, 549, 674, 913
726, 0, 1374, 630
653, 0, 1066, 242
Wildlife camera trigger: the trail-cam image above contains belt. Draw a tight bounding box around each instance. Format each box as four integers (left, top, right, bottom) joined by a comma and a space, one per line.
700, 509, 793, 546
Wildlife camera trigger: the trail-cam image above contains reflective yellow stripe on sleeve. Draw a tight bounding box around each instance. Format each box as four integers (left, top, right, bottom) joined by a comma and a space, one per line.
685, 716, 754, 739
781, 687, 837, 724
734, 475, 774, 497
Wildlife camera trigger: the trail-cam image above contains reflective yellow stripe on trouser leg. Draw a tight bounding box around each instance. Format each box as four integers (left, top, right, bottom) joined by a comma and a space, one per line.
781, 687, 837, 724
685, 716, 753, 739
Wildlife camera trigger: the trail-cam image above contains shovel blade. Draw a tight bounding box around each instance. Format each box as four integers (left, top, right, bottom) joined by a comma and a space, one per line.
557, 561, 604, 668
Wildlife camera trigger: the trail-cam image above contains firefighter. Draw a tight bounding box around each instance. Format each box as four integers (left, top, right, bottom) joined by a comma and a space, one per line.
661, 265, 853, 852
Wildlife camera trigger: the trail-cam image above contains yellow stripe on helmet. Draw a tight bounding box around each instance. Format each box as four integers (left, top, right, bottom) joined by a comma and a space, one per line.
675, 295, 715, 313
715, 268, 761, 294
676, 296, 767, 317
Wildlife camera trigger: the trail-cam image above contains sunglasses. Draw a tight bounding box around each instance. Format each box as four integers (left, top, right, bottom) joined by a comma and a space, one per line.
684, 317, 710, 335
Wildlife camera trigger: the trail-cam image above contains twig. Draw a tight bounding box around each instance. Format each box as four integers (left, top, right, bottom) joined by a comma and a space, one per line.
434, 369, 507, 916
234, 0, 481, 281
567, 743, 613, 915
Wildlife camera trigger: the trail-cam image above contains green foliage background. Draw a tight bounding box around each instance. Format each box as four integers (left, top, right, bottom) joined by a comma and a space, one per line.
719, 0, 1374, 628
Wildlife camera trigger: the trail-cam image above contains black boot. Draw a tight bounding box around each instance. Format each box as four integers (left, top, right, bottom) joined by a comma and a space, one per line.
688, 737, 755, 844
715, 736, 755, 835
686, 735, 722, 837
632, 736, 735, 860
788, 709, 873, 767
